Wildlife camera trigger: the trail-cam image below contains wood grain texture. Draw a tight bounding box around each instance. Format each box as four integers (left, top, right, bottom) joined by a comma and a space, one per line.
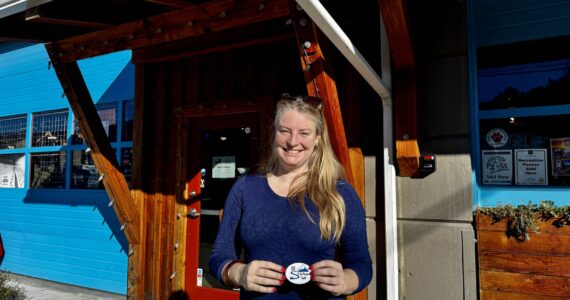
479, 252, 570, 277
478, 230, 570, 256
45, 45, 140, 245
477, 213, 570, 299
50, 0, 290, 63
378, 0, 419, 177
288, 0, 353, 184
480, 289, 568, 300
480, 270, 570, 298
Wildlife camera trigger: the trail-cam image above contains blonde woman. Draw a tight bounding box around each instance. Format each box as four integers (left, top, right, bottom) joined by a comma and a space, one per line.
209, 95, 372, 299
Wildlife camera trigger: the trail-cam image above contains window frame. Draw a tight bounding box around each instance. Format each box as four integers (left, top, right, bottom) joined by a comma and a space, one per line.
0, 98, 134, 190
469, 34, 570, 206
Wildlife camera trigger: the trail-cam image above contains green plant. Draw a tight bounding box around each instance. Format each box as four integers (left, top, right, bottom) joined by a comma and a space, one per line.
0, 271, 26, 300
476, 200, 570, 242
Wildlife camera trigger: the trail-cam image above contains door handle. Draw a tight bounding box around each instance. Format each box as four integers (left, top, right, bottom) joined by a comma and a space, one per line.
187, 208, 200, 218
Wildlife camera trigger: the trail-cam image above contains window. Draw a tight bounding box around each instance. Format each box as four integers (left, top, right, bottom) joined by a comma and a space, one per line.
122, 101, 134, 141
477, 36, 570, 187
32, 110, 68, 147
0, 154, 25, 188
120, 147, 132, 186
71, 150, 103, 189
0, 115, 27, 149
30, 152, 66, 189
0, 100, 133, 190
477, 36, 570, 110
72, 106, 117, 144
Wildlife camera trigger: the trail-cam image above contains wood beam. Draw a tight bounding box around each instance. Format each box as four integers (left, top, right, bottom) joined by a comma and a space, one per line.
45, 44, 140, 246
378, 0, 420, 177
288, 1, 354, 184
25, 6, 112, 29
145, 0, 192, 9
49, 0, 290, 63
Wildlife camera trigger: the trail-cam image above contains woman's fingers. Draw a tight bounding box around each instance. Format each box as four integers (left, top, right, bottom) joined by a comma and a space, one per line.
310, 260, 346, 296
239, 260, 285, 293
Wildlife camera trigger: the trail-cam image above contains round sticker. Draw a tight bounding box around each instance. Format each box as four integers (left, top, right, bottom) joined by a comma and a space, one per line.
486, 128, 508, 148
285, 262, 311, 285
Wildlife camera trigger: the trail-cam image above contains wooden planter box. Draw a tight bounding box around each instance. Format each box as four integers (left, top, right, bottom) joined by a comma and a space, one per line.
476, 213, 570, 299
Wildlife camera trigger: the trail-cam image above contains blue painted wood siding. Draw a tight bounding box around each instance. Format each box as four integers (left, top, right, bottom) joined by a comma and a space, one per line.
472, 0, 570, 47
0, 42, 134, 294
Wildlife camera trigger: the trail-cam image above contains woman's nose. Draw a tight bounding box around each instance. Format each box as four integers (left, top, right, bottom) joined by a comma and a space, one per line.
287, 133, 298, 145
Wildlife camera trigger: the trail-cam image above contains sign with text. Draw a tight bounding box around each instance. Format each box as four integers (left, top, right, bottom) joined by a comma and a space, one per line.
212, 156, 236, 179
550, 138, 570, 177
482, 150, 512, 185
515, 149, 547, 185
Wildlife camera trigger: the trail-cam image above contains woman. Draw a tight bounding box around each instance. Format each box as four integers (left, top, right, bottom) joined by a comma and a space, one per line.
209, 94, 372, 299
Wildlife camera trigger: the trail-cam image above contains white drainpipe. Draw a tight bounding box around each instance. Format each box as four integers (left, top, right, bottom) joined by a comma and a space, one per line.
0, 0, 53, 19
295, 1, 398, 299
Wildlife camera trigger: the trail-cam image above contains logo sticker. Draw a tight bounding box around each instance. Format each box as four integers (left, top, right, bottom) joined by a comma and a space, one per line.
486, 128, 508, 148
285, 262, 311, 285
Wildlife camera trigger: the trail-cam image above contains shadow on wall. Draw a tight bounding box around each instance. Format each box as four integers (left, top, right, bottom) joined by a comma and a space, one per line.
0, 233, 4, 265
96, 61, 135, 105
22, 189, 129, 253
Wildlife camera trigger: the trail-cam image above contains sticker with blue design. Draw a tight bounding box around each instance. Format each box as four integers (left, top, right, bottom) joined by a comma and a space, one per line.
285, 262, 311, 285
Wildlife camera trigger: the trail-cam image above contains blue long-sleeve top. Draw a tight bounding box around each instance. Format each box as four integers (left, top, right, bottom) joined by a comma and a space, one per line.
209, 175, 372, 299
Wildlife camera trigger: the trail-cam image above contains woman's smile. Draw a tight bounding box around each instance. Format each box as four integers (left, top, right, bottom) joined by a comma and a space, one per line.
274, 109, 319, 173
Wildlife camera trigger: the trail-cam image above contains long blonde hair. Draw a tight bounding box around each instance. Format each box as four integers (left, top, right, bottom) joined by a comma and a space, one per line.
264, 96, 346, 242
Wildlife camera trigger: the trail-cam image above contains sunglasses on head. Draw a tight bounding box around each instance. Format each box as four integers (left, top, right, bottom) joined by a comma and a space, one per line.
281, 93, 323, 110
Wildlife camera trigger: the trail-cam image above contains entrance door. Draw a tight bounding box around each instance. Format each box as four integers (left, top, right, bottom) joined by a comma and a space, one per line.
185, 112, 264, 299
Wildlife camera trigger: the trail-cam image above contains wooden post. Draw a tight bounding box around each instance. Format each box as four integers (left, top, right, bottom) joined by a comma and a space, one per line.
45, 44, 140, 245
378, 0, 420, 177
45, 43, 141, 296
288, 1, 354, 184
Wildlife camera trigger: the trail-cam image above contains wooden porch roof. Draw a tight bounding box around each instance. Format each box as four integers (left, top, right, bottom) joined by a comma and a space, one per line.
0, 0, 418, 297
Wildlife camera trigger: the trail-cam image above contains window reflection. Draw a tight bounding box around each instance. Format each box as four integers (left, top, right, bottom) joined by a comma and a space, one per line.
72, 106, 117, 144
479, 58, 570, 110
71, 150, 103, 189
30, 152, 66, 189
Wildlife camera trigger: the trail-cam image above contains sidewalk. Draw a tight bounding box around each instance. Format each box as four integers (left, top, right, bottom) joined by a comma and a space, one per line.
7, 273, 126, 300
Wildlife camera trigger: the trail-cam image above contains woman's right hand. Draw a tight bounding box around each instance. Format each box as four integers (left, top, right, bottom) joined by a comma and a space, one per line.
228, 260, 285, 293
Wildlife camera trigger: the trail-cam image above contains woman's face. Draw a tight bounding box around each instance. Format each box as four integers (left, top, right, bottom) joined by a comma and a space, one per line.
274, 109, 319, 173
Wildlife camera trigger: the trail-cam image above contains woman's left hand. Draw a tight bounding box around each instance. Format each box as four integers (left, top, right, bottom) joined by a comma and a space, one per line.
311, 260, 357, 296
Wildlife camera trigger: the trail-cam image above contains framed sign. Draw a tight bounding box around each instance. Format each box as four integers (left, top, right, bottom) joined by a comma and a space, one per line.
551, 138, 570, 177
212, 156, 236, 179
482, 150, 513, 185
514, 149, 547, 185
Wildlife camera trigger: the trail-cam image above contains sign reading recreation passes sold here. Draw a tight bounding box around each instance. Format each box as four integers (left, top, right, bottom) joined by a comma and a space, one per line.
515, 149, 547, 185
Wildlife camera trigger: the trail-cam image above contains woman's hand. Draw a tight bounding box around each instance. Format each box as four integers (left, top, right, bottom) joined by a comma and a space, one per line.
311, 260, 358, 296
228, 260, 285, 293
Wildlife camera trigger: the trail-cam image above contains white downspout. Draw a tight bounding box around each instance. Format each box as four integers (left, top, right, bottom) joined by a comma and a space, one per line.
294, 1, 398, 299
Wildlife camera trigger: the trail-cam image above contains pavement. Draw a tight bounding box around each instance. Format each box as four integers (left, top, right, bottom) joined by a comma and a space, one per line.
6, 273, 126, 300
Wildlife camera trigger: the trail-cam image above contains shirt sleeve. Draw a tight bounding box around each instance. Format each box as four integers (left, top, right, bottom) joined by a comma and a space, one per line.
208, 176, 246, 282
338, 181, 373, 293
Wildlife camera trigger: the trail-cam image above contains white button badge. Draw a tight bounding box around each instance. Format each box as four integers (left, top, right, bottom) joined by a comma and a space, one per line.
285, 262, 311, 285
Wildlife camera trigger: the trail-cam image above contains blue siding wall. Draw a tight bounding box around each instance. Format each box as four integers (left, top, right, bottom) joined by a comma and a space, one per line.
0, 43, 133, 294
473, 0, 570, 47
